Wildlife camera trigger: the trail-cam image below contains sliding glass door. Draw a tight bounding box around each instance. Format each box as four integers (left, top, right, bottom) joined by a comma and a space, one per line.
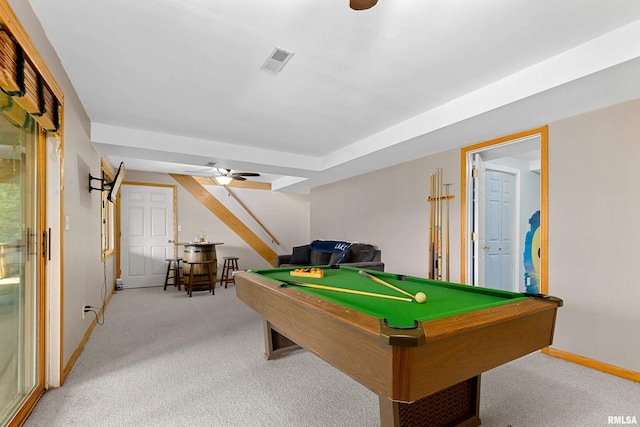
0, 93, 42, 425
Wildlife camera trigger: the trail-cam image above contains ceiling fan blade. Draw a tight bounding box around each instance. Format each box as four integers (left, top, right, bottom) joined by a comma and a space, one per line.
231, 172, 260, 177
350, 0, 377, 10
232, 176, 247, 181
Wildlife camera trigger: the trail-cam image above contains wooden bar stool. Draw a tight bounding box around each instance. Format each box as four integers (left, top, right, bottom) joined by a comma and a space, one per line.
185, 260, 216, 297
221, 256, 239, 288
163, 257, 183, 290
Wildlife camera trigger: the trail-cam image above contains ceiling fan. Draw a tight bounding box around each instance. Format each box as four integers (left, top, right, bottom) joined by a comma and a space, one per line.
214, 168, 260, 182
350, 0, 378, 10
186, 162, 260, 185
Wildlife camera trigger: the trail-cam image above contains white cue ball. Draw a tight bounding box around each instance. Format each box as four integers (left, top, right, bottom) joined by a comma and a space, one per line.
415, 292, 427, 304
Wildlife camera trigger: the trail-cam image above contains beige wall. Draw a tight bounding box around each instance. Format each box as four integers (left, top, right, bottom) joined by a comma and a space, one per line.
548, 99, 640, 372
125, 171, 310, 272
312, 149, 461, 282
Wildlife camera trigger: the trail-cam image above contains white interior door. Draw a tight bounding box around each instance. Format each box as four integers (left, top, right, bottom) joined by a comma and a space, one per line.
120, 185, 174, 288
484, 169, 515, 291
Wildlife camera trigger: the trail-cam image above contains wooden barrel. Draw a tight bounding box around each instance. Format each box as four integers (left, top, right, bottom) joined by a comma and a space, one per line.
183, 244, 217, 285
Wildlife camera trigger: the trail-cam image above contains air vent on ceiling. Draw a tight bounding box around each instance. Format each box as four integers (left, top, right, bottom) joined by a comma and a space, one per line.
260, 47, 294, 74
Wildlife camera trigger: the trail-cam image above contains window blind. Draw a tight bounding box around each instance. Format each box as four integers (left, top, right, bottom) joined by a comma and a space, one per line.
0, 27, 59, 132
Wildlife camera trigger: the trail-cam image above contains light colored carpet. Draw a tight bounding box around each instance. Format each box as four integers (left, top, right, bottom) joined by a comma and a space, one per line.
24, 286, 638, 427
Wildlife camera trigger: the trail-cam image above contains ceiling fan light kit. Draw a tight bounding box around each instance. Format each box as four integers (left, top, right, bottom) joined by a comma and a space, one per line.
212, 167, 261, 185
350, 0, 378, 10
214, 175, 233, 186
185, 163, 261, 184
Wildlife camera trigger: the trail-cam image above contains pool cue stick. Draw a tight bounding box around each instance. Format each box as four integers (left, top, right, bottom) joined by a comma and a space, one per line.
435, 168, 442, 280
438, 169, 444, 280
280, 280, 412, 302
439, 170, 444, 280
359, 270, 419, 301
432, 171, 436, 279
444, 183, 451, 282
431, 172, 435, 279
433, 169, 440, 280
428, 173, 435, 279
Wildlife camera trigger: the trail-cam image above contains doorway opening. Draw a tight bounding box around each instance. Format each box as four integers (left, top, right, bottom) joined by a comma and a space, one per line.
461, 127, 548, 294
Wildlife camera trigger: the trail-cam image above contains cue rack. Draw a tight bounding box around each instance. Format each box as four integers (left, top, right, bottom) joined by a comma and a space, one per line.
428, 168, 454, 281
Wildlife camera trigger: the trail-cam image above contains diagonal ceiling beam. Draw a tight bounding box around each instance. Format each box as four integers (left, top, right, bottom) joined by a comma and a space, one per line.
171, 174, 277, 266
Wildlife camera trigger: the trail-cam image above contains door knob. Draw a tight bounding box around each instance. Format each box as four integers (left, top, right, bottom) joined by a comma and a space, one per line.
483, 245, 490, 249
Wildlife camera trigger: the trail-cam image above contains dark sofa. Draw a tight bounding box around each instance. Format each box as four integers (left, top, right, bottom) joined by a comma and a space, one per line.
275, 241, 384, 271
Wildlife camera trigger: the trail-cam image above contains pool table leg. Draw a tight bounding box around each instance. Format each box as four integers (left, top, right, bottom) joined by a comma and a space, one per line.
379, 375, 481, 427
263, 320, 301, 360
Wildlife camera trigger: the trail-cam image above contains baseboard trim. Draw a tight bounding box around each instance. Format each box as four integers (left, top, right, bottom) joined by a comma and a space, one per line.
61, 289, 115, 384
543, 347, 640, 383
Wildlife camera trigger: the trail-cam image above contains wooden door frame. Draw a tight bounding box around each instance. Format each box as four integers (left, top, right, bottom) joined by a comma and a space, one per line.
460, 126, 548, 294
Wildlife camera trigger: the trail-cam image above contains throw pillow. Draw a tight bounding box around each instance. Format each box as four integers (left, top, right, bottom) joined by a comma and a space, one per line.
310, 250, 332, 265
348, 243, 375, 262
290, 245, 311, 265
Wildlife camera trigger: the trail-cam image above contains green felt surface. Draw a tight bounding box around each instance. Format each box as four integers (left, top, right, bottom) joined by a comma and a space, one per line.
250, 266, 528, 328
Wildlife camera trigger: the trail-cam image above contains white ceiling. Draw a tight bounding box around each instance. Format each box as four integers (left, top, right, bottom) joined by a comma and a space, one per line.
28, 0, 640, 192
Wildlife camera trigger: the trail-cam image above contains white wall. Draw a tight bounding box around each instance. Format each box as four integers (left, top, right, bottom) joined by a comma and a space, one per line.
125, 171, 310, 272
9, 0, 108, 371
311, 149, 461, 281
549, 98, 640, 372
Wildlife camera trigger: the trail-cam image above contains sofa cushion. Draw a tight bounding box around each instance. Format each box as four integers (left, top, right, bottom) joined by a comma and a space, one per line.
348, 243, 376, 262
310, 250, 332, 265
329, 250, 351, 265
290, 245, 311, 265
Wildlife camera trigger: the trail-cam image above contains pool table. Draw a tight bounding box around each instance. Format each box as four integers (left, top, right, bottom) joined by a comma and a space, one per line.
235, 266, 562, 427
